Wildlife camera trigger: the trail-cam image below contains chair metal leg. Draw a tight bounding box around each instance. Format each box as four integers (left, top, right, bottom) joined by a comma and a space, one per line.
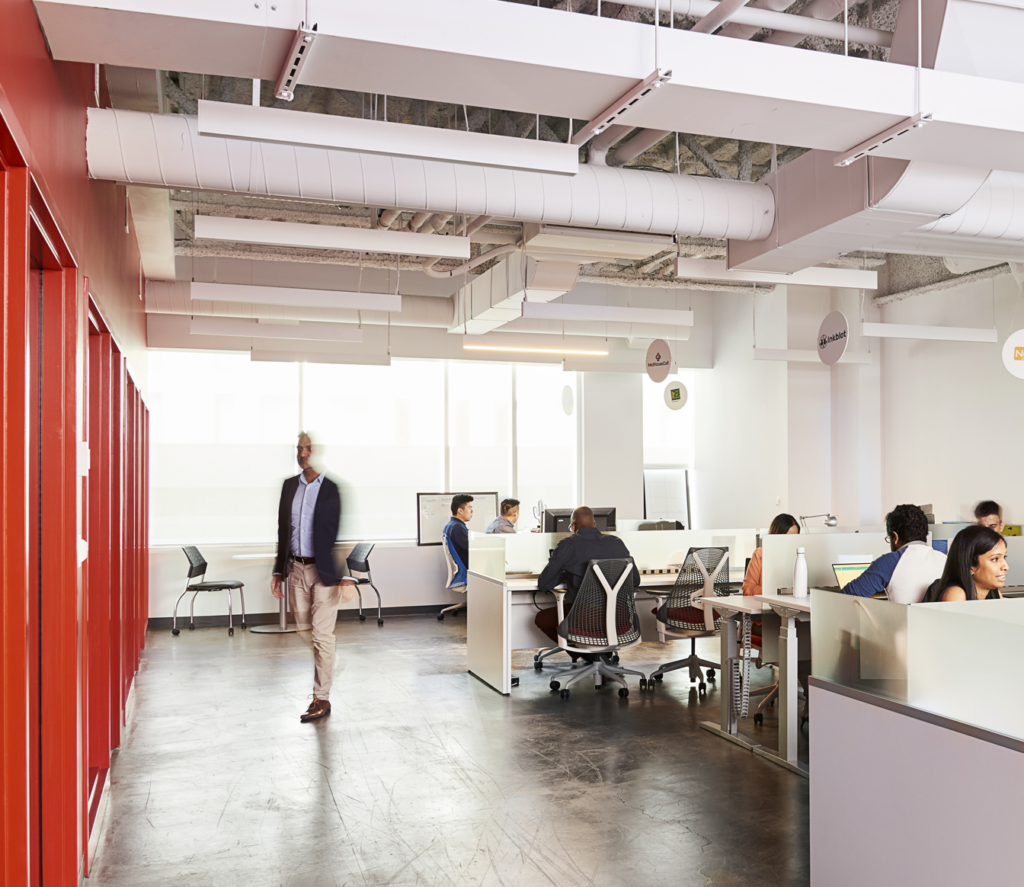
227, 589, 234, 635
238, 586, 247, 628
189, 591, 200, 630
369, 581, 383, 625
439, 601, 465, 618
172, 589, 189, 635
357, 588, 364, 620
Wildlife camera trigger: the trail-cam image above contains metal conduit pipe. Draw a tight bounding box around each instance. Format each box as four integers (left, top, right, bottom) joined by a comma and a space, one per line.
613, 0, 891, 46
407, 211, 433, 232
719, 0, 795, 41
611, 129, 674, 166
764, 0, 864, 46
378, 209, 402, 229
428, 213, 453, 233
86, 110, 776, 242
422, 243, 519, 279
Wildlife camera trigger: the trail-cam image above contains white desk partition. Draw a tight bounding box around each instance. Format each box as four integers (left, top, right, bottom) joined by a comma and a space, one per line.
761, 532, 889, 596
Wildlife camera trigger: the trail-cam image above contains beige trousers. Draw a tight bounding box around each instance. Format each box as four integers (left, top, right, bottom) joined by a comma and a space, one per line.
288, 562, 341, 700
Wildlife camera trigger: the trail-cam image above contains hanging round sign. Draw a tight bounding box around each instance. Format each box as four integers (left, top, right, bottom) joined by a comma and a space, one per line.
561, 385, 575, 416
817, 311, 849, 366
1002, 329, 1024, 379
646, 338, 672, 383
664, 381, 687, 410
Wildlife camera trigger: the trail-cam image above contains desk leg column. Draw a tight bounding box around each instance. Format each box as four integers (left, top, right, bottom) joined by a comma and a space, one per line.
719, 613, 738, 735
778, 612, 798, 764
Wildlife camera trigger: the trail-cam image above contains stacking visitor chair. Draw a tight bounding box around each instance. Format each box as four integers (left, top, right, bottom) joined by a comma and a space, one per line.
172, 546, 246, 636
339, 542, 384, 626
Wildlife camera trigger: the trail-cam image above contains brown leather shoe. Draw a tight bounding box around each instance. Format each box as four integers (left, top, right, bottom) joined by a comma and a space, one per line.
300, 697, 331, 722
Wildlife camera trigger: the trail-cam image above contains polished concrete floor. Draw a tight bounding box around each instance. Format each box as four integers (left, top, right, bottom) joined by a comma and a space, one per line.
89, 616, 809, 887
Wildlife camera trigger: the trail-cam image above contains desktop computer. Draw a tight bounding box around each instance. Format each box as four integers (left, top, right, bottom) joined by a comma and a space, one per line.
543, 507, 617, 532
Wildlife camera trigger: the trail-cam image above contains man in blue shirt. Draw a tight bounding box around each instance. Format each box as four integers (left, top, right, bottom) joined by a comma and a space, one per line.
842, 504, 946, 604
443, 494, 474, 570
272, 433, 356, 722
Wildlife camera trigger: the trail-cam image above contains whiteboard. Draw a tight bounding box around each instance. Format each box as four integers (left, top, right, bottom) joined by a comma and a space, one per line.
417, 492, 499, 546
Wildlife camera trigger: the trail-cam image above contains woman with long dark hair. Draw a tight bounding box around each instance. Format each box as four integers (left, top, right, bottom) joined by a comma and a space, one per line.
924, 525, 1008, 602
742, 513, 800, 596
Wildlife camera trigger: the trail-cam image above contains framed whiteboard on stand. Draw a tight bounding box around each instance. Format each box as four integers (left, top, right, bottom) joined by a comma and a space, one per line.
416, 492, 500, 546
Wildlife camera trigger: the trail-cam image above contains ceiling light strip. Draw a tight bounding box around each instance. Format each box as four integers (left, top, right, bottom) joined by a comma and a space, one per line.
861, 322, 997, 343
190, 316, 363, 343
198, 100, 579, 175
463, 344, 608, 356
521, 301, 693, 326
194, 215, 471, 260
571, 69, 673, 147
190, 281, 401, 312
675, 258, 878, 290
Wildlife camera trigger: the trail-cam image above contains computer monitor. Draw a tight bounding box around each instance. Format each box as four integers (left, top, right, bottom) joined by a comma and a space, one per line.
542, 507, 617, 532
833, 563, 871, 589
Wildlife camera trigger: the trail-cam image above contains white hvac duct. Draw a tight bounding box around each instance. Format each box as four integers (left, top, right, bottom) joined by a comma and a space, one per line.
86, 109, 776, 242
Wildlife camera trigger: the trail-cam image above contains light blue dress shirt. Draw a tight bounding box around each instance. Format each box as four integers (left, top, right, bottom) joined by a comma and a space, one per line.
290, 473, 324, 557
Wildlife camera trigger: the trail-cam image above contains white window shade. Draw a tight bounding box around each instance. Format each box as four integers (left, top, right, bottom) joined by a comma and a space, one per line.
516, 365, 577, 523
448, 361, 512, 495
643, 370, 695, 470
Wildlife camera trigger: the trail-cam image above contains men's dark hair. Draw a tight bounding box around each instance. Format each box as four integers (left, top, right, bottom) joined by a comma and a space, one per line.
975, 500, 1002, 520
500, 498, 520, 515
885, 504, 929, 545
451, 494, 474, 516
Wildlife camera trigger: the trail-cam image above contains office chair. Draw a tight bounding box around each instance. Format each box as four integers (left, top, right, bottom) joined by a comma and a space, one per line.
547, 558, 647, 699
646, 546, 730, 696
172, 546, 246, 636
533, 584, 576, 671
339, 542, 384, 626
438, 531, 467, 620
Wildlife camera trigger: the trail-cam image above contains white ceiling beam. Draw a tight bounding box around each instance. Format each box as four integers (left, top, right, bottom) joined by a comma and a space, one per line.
251, 350, 391, 366
861, 322, 997, 343
194, 216, 470, 259
522, 301, 693, 327
189, 281, 402, 312
198, 101, 579, 175
190, 317, 364, 342
753, 348, 871, 364
676, 258, 878, 289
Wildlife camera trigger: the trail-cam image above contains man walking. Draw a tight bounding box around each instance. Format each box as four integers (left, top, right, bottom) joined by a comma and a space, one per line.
271, 433, 355, 722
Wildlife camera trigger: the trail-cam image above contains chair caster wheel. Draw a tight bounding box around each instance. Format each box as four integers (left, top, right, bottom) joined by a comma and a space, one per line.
228, 628, 234, 636
639, 678, 647, 690
171, 628, 180, 636
549, 680, 560, 691
707, 669, 716, 680
611, 654, 620, 664
377, 619, 384, 626
754, 713, 764, 726
698, 682, 706, 694
618, 688, 629, 698
655, 673, 664, 682
241, 625, 247, 630
560, 689, 570, 699
188, 624, 195, 630
534, 662, 543, 671
437, 614, 444, 621
647, 679, 655, 692
359, 614, 366, 622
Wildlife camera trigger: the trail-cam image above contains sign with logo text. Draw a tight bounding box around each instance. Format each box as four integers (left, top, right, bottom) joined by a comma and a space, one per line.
646, 339, 673, 383
817, 311, 849, 366
664, 381, 687, 410
1002, 329, 1024, 379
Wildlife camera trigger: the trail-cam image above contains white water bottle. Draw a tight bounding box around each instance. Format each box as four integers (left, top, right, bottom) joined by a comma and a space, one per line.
793, 547, 808, 598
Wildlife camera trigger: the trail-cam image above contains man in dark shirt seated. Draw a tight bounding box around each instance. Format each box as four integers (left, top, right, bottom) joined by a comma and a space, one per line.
535, 506, 641, 648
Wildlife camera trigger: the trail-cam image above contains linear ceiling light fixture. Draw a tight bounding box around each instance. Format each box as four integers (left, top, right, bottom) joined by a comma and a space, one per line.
463, 333, 608, 356
190, 317, 363, 343
834, 112, 931, 168
861, 322, 997, 343
676, 258, 878, 290
463, 344, 609, 356
198, 100, 579, 175
189, 281, 401, 312
571, 69, 673, 148
521, 301, 694, 327
194, 215, 470, 260
251, 350, 391, 366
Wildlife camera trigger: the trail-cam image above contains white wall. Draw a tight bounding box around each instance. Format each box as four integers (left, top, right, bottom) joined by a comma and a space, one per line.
580, 372, 645, 518
692, 289, 790, 528
880, 273, 1023, 523
150, 541, 454, 620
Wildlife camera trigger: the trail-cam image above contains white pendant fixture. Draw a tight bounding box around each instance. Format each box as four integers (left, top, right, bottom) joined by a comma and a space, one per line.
675, 258, 877, 290
194, 215, 471, 260
197, 100, 579, 176
521, 302, 693, 327
190, 317, 363, 343
861, 322, 997, 343
463, 333, 608, 357
251, 350, 391, 366
189, 281, 402, 312
753, 348, 871, 364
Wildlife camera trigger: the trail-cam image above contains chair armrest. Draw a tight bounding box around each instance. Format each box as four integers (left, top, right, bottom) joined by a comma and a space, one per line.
550, 586, 568, 624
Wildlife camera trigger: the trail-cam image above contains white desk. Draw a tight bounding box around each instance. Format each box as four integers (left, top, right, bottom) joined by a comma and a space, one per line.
754, 591, 814, 777
698, 595, 763, 750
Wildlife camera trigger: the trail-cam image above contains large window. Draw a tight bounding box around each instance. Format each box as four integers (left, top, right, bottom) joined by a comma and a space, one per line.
643, 370, 695, 469
148, 354, 583, 543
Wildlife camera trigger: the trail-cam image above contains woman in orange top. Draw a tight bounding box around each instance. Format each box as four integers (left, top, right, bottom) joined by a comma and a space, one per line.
743, 513, 800, 595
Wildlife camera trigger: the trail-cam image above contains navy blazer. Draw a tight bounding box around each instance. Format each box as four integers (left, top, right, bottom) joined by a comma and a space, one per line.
274, 473, 341, 587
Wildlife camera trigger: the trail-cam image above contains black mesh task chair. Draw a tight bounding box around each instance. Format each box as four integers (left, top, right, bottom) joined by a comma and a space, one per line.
172, 546, 246, 636
646, 547, 730, 696
339, 542, 384, 626
547, 558, 647, 700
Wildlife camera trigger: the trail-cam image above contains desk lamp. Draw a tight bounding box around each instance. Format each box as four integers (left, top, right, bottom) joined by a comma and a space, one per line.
799, 513, 838, 528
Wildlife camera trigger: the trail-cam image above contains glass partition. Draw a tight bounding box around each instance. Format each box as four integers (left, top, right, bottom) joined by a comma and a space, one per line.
812, 590, 1024, 741
467, 532, 507, 582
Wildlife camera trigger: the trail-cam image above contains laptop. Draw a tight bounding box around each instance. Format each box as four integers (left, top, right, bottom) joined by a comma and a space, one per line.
833, 563, 871, 589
